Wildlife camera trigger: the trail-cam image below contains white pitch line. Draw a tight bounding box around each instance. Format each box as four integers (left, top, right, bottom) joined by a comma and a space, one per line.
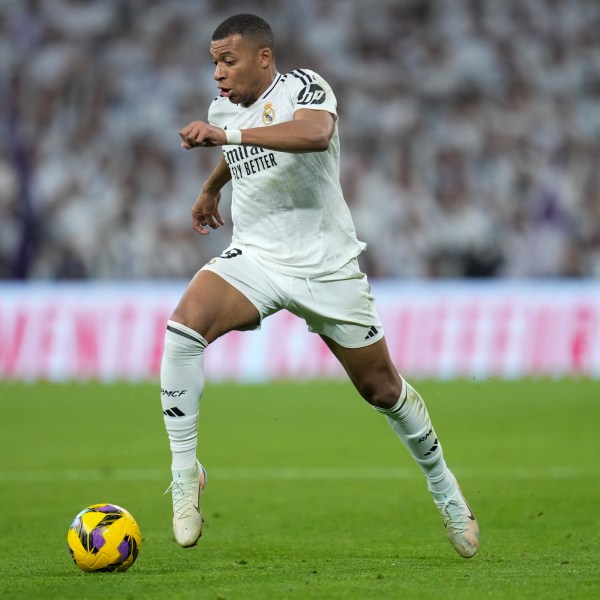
0, 466, 597, 483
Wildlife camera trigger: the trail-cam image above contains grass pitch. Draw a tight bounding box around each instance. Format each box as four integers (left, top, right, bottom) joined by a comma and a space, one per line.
0, 379, 598, 599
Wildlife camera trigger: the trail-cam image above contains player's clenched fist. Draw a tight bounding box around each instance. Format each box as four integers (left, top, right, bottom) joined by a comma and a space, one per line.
179, 121, 227, 149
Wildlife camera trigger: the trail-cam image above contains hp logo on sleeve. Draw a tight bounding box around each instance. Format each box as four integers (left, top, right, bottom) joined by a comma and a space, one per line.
297, 84, 326, 105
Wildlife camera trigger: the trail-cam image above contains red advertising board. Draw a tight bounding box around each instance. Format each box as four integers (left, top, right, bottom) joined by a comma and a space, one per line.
1, 281, 598, 381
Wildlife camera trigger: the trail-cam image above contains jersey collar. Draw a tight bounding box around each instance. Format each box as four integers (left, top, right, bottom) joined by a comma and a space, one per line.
262, 73, 282, 100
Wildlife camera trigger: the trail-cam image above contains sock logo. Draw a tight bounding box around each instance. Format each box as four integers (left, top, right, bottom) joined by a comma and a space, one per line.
424, 437, 439, 457
418, 428, 433, 443
161, 389, 187, 398
163, 406, 186, 417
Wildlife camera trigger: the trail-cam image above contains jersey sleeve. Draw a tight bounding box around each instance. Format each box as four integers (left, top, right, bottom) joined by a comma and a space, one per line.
207, 97, 225, 128
288, 69, 337, 117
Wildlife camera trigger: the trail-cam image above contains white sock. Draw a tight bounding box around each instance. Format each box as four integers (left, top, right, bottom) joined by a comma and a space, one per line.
160, 320, 208, 472
376, 377, 455, 495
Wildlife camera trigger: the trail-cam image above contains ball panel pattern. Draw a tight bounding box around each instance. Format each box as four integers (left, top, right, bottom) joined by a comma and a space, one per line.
67, 503, 141, 572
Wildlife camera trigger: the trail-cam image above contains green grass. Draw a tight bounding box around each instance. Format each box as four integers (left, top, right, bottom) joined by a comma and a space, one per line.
0, 379, 599, 599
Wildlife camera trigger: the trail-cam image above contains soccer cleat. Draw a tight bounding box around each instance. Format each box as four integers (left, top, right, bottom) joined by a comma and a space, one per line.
430, 475, 479, 558
164, 461, 207, 547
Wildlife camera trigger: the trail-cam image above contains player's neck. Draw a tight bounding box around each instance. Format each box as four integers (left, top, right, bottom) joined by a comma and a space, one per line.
242, 68, 279, 108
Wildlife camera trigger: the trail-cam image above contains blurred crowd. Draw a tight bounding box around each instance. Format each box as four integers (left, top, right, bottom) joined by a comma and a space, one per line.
2, 0, 600, 280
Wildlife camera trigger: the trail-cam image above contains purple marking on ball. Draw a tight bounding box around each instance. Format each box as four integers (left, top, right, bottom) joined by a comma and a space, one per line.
92, 528, 106, 550
118, 537, 131, 561
97, 504, 120, 513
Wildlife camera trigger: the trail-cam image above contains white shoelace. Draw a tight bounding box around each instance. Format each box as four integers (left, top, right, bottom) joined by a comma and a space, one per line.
439, 496, 470, 534
164, 480, 198, 520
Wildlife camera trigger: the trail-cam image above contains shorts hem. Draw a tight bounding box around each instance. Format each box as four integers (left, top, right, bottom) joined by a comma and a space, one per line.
317, 330, 384, 349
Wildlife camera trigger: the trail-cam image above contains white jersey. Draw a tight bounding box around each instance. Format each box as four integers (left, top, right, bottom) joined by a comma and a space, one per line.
208, 69, 366, 278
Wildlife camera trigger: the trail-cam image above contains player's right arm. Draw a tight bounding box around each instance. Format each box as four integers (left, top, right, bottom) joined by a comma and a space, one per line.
179, 109, 334, 153
192, 155, 232, 235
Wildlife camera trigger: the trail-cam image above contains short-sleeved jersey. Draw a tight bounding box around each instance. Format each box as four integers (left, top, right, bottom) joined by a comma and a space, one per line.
208, 69, 366, 278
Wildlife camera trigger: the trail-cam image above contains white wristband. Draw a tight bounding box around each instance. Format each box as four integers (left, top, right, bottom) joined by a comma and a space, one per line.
225, 129, 242, 145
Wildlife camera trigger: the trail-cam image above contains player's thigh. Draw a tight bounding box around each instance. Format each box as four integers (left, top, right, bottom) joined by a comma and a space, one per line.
171, 269, 260, 343
321, 335, 402, 408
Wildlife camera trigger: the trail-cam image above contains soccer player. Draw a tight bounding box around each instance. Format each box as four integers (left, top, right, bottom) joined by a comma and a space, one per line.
161, 13, 479, 558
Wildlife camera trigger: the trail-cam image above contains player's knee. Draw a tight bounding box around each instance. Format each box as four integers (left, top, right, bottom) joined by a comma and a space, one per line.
358, 375, 402, 409
169, 307, 196, 331
170, 299, 211, 338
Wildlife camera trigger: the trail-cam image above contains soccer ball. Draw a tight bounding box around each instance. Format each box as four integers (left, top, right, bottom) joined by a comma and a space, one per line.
67, 503, 141, 572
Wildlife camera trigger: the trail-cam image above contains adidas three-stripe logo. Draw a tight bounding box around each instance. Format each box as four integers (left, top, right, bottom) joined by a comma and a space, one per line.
364, 326, 379, 340
424, 438, 439, 456
163, 407, 186, 417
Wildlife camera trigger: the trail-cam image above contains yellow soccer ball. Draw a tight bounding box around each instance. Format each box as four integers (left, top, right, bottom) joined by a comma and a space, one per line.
67, 504, 141, 572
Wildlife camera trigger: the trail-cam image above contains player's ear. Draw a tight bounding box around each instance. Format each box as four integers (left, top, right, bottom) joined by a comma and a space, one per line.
258, 47, 273, 69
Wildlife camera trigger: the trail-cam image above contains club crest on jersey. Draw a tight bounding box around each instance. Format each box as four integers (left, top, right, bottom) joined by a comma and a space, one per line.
297, 83, 326, 105
262, 102, 275, 125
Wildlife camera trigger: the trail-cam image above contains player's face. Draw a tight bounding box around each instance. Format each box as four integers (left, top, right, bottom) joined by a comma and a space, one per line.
210, 35, 272, 108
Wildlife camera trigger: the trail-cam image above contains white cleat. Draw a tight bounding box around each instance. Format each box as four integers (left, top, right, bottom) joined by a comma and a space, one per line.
164, 461, 207, 547
431, 474, 479, 558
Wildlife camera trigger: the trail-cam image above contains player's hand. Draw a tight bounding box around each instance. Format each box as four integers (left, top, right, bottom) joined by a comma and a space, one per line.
179, 121, 227, 149
191, 189, 225, 235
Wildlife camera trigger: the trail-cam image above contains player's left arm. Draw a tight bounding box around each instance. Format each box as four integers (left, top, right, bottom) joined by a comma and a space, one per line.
179, 109, 335, 153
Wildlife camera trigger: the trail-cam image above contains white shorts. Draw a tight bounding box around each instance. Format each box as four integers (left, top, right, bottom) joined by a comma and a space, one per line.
201, 245, 383, 348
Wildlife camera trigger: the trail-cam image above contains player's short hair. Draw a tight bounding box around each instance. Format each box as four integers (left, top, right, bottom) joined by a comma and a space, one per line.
212, 14, 275, 52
